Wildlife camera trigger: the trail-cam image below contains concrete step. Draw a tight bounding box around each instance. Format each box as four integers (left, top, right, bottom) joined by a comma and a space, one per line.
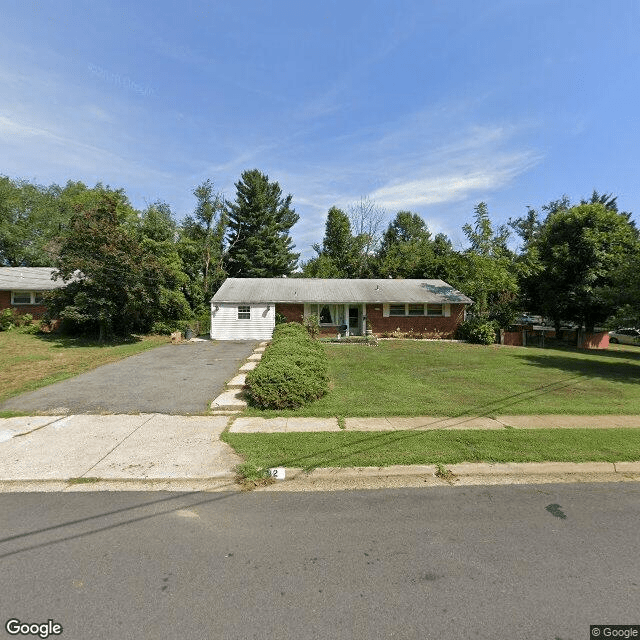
226, 373, 247, 389
210, 390, 247, 411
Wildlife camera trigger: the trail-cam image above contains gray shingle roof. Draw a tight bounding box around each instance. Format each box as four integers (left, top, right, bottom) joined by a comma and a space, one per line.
0, 267, 68, 290
212, 278, 473, 304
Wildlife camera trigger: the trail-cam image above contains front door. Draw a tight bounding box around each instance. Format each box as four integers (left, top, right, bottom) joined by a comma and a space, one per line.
349, 306, 360, 335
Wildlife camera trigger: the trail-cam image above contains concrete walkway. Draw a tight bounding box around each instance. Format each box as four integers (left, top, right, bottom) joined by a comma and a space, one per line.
229, 414, 640, 432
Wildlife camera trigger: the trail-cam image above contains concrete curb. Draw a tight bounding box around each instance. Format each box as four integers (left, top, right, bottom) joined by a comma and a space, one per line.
254, 461, 640, 491
0, 475, 239, 493
1, 463, 639, 492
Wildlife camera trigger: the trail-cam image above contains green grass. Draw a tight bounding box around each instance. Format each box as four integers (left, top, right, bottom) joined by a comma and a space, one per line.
0, 330, 169, 406
67, 477, 101, 484
242, 340, 640, 417
222, 428, 640, 470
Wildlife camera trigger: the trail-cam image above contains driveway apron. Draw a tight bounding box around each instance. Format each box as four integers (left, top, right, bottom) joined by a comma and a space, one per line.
0, 340, 258, 415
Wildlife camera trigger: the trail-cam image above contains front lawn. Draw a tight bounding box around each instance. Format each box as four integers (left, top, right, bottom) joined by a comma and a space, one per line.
223, 428, 640, 470
243, 340, 640, 417
0, 331, 169, 408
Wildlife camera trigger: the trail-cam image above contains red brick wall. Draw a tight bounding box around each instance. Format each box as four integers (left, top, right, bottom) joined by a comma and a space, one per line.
275, 303, 305, 323
580, 332, 609, 350
503, 331, 523, 346
366, 304, 466, 338
0, 291, 48, 318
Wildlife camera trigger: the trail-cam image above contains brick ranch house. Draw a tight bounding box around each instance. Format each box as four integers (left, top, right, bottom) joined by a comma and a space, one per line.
210, 278, 473, 340
0, 267, 67, 319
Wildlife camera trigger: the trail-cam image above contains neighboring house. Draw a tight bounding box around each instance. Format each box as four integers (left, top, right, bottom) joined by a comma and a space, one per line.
0, 267, 65, 318
210, 278, 473, 340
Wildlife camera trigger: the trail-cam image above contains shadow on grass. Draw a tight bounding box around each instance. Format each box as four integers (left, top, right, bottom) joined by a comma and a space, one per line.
232, 374, 604, 470
233, 342, 640, 470
32, 332, 144, 349
511, 345, 640, 383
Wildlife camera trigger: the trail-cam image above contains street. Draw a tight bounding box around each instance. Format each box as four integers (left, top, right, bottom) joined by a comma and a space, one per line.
1, 484, 638, 640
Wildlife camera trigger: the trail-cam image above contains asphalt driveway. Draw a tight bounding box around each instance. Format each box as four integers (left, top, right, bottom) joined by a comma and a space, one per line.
0, 339, 258, 415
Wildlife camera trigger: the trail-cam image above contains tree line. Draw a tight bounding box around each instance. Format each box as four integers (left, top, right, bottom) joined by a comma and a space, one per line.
1, 170, 638, 338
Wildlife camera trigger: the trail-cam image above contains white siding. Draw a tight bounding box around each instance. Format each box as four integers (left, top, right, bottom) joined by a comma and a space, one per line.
210, 303, 275, 340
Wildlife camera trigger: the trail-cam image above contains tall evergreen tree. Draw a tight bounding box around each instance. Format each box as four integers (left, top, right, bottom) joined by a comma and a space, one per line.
225, 169, 299, 277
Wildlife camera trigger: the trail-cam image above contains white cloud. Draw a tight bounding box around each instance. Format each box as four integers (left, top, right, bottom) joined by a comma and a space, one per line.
273, 117, 541, 218
369, 151, 540, 210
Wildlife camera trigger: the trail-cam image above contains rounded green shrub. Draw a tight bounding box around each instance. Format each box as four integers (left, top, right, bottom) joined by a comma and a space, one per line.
271, 322, 308, 340
246, 321, 329, 409
246, 360, 328, 409
456, 318, 498, 345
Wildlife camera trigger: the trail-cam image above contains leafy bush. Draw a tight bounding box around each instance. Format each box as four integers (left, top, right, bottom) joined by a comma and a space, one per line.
18, 321, 43, 335
246, 322, 329, 409
18, 313, 34, 326
0, 308, 17, 331
151, 321, 178, 335
197, 311, 211, 335
378, 327, 446, 340
456, 318, 498, 345
271, 322, 308, 340
321, 335, 378, 345
303, 313, 320, 339
246, 360, 328, 409
1, 309, 36, 331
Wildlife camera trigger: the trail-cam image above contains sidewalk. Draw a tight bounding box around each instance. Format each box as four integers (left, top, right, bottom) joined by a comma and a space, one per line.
228, 414, 640, 432
1, 412, 639, 492
0, 413, 241, 492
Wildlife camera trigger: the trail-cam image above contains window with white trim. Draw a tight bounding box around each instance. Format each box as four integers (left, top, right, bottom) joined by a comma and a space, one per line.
309, 304, 345, 326
237, 305, 251, 319
384, 303, 446, 317
11, 291, 41, 305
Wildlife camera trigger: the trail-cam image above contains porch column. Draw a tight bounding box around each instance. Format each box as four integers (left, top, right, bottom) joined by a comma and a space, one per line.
344, 303, 349, 336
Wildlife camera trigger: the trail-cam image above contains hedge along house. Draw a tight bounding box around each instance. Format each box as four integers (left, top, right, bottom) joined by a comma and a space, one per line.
0, 267, 67, 319
210, 278, 473, 340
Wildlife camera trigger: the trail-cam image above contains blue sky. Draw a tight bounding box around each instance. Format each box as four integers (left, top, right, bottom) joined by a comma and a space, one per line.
2, 0, 639, 259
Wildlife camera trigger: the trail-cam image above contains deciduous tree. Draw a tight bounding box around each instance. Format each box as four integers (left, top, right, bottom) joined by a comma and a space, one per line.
302, 207, 357, 277
531, 203, 639, 332
377, 211, 433, 278
47, 195, 168, 340
180, 179, 227, 309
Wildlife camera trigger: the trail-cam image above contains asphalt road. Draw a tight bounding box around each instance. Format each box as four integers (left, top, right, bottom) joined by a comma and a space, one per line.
0, 340, 258, 415
1, 484, 638, 640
